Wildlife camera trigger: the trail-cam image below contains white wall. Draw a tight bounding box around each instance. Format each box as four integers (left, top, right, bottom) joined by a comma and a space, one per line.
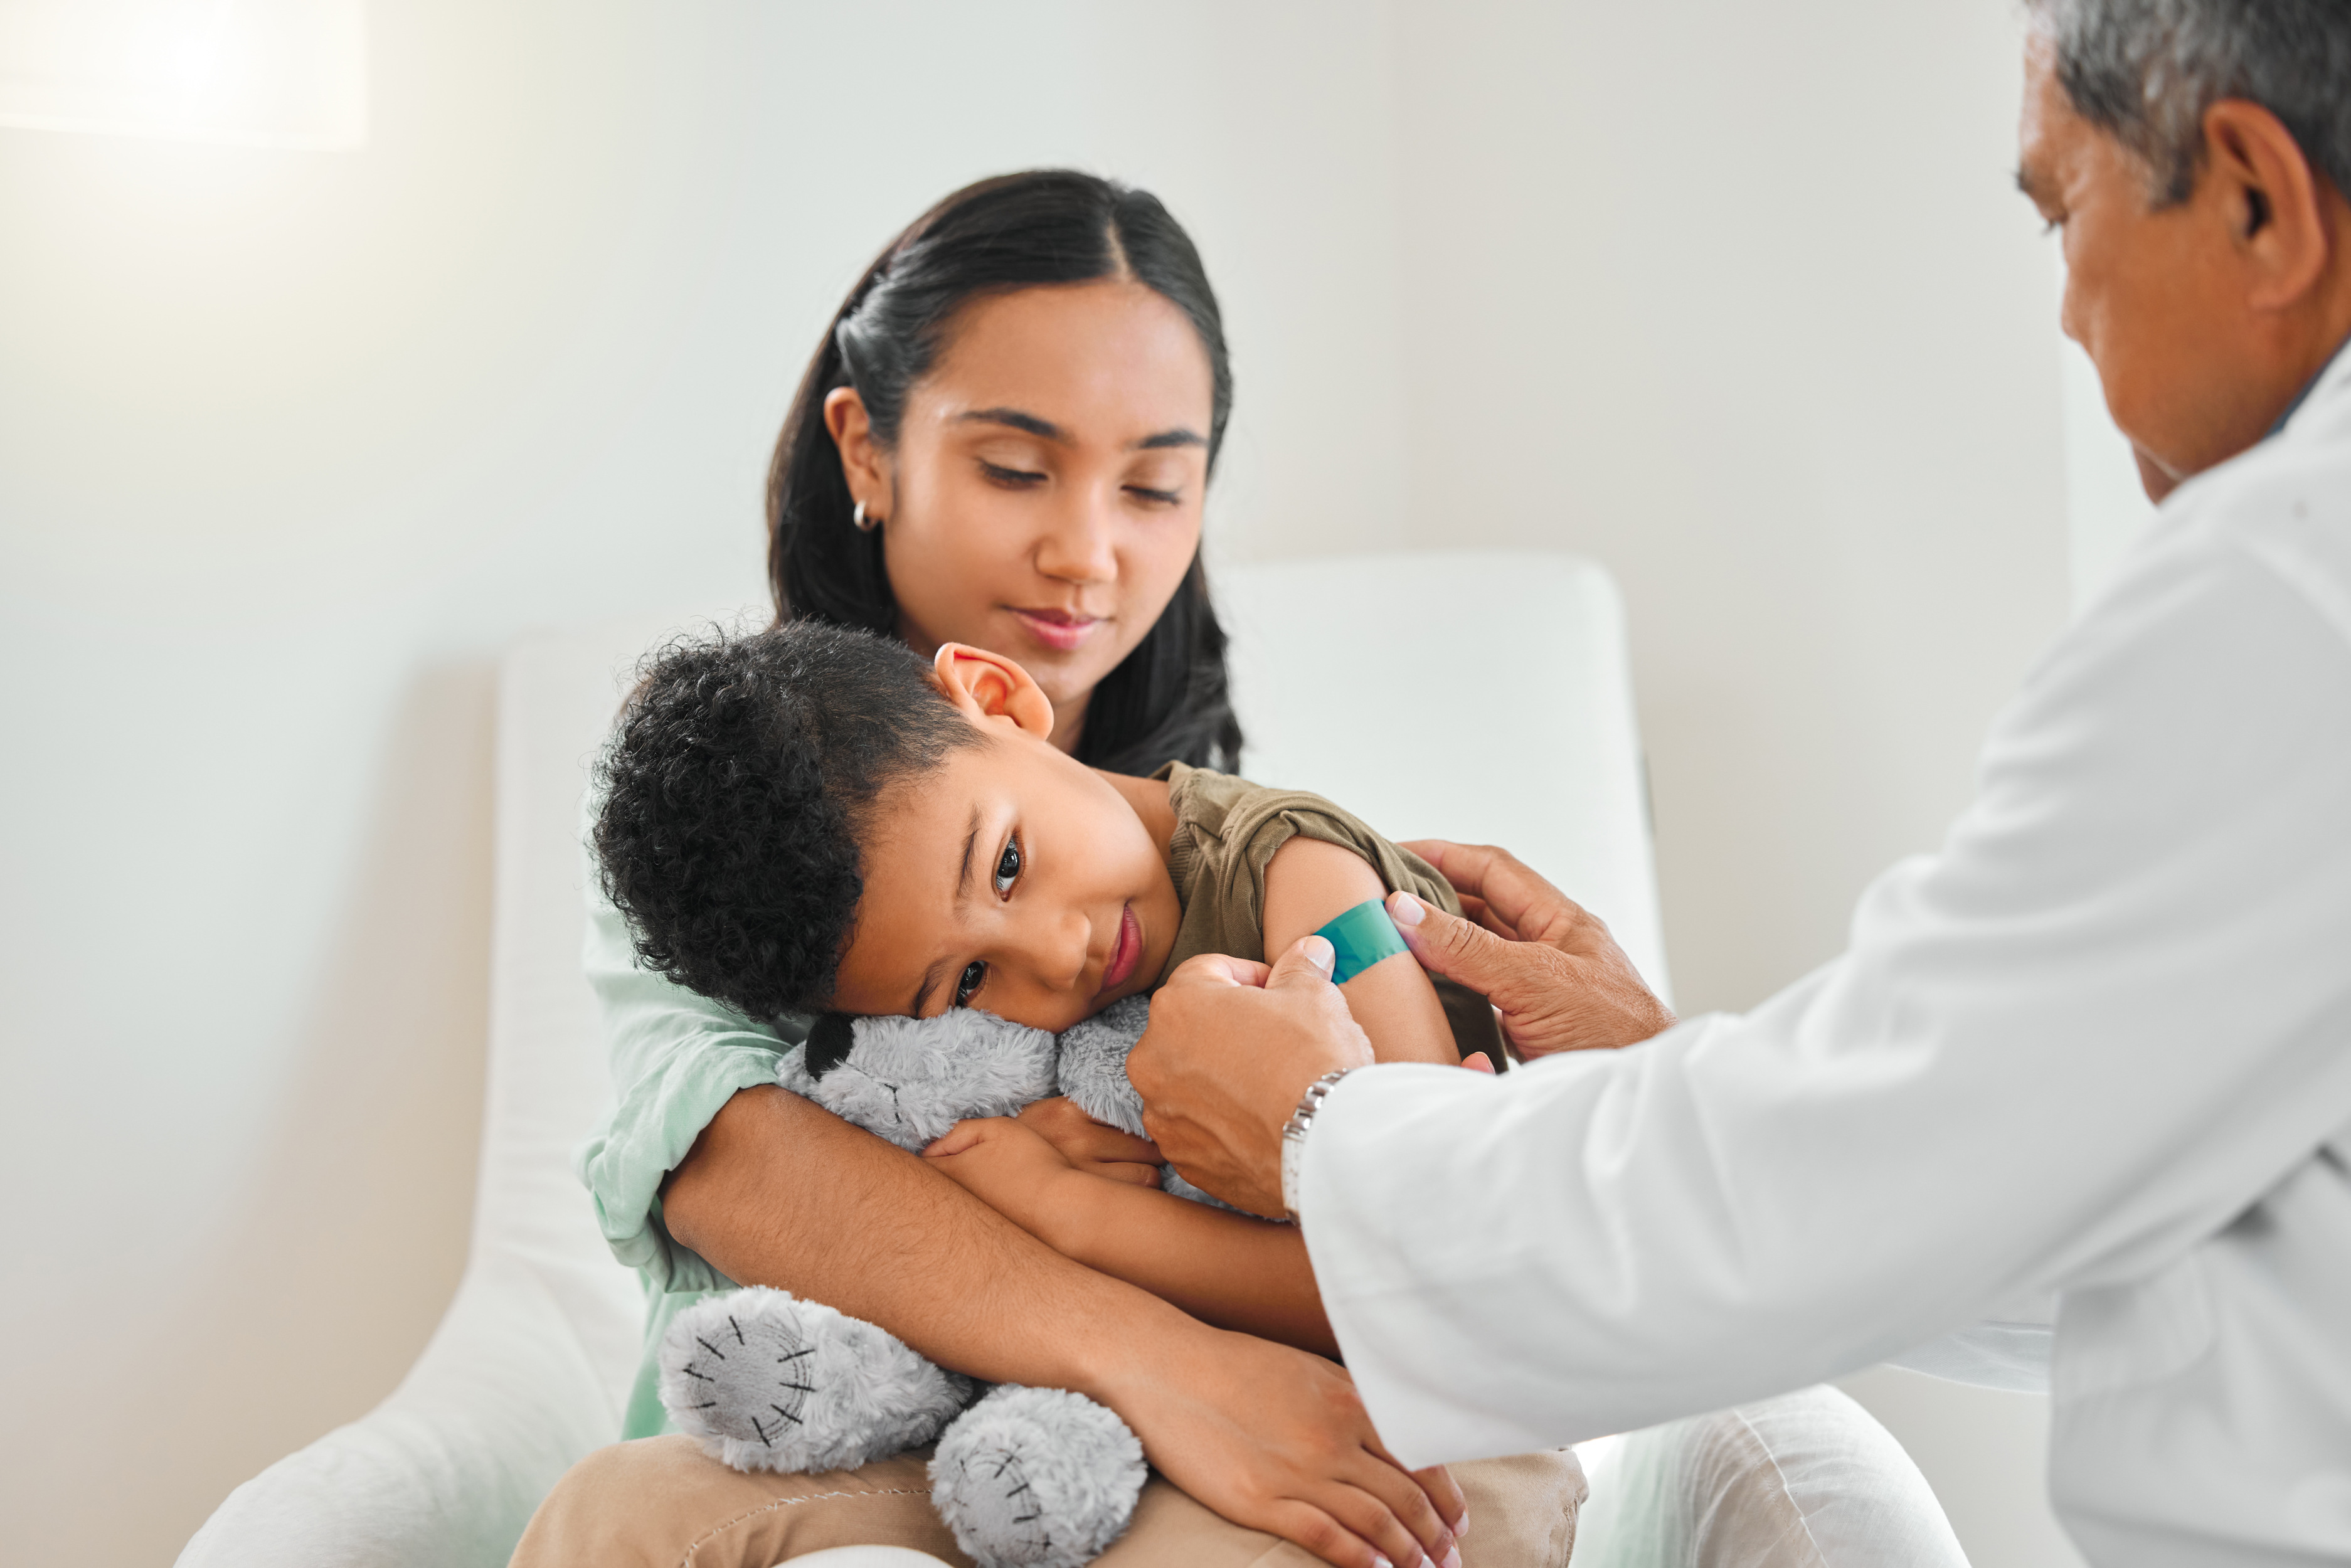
0, 4, 2086, 1564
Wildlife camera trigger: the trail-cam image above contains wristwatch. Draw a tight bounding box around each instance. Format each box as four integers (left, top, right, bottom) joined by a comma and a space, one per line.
1280, 1069, 1356, 1224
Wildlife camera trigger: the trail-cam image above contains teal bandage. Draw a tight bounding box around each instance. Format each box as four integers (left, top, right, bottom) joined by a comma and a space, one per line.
1314, 899, 1411, 983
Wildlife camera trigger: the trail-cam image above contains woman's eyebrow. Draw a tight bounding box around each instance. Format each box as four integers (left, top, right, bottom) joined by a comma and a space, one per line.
1134, 428, 1206, 452
956, 407, 1206, 453
957, 408, 1064, 442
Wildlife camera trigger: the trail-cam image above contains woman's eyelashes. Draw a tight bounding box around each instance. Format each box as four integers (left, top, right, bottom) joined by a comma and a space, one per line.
979, 459, 1046, 489
1123, 484, 1182, 507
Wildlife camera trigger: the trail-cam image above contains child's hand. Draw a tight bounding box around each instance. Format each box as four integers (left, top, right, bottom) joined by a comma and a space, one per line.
922, 1116, 1091, 1242
1015, 1096, 1165, 1187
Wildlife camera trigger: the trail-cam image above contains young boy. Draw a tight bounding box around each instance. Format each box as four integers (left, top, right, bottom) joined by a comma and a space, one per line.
593, 620, 1502, 1353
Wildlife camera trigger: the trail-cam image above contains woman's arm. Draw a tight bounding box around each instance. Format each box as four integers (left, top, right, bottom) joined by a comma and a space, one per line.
1261, 835, 1459, 1065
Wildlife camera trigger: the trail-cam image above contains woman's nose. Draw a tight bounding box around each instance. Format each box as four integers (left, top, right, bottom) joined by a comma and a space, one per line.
1033, 488, 1118, 586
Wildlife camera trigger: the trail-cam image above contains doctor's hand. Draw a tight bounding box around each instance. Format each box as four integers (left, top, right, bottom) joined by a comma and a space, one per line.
1128, 937, 1373, 1219
1398, 839, 1675, 1057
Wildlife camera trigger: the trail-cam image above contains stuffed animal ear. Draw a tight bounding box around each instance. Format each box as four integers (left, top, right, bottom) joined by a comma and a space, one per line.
807, 1009, 1059, 1152
805, 1011, 858, 1078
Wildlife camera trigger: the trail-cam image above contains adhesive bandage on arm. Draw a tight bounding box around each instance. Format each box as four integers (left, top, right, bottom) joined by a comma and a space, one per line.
1312, 898, 1411, 984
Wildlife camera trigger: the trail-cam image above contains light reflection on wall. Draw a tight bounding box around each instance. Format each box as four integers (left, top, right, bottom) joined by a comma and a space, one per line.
0, 0, 364, 149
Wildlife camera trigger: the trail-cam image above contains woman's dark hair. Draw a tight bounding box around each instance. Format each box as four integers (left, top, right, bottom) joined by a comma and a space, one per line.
767, 169, 1242, 775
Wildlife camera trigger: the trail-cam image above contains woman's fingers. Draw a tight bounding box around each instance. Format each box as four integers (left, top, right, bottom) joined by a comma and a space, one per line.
1330, 1462, 1459, 1568
1320, 1487, 1446, 1568
1412, 1463, 1468, 1540
1254, 1500, 1394, 1568
1097, 1159, 1164, 1189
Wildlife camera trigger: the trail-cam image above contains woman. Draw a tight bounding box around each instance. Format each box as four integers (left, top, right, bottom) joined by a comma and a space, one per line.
519, 173, 1536, 1568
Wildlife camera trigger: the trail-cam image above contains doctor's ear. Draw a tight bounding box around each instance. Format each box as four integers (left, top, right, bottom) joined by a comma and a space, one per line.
932, 644, 1056, 739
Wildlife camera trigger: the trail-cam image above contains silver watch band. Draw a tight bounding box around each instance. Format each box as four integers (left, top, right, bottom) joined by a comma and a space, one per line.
1280, 1069, 1356, 1223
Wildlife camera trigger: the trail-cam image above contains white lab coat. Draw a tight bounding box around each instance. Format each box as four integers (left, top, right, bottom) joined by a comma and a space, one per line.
1300, 353, 2351, 1566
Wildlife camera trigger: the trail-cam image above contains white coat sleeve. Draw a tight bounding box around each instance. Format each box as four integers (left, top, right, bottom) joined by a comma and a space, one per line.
1300, 531, 2351, 1468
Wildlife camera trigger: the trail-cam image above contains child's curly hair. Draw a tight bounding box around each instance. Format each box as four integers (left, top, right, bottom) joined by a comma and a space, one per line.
592, 622, 982, 1021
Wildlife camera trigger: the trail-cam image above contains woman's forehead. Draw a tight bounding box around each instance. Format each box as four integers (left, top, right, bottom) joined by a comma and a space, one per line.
918, 280, 1213, 440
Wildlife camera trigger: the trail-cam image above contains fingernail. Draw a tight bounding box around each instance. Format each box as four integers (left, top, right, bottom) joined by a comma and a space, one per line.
1371, 1557, 1393, 1568
1386, 891, 1426, 928
1302, 934, 1335, 972
1456, 1508, 1470, 1539
1443, 1547, 1462, 1568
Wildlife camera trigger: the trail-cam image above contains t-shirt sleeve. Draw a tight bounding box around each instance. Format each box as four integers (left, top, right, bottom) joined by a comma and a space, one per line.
1164, 765, 1504, 1066
572, 837, 804, 1295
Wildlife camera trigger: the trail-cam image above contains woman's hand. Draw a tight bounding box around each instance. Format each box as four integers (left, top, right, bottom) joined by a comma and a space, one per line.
1397, 839, 1675, 1056
1100, 1320, 1467, 1568
1014, 1095, 1165, 1187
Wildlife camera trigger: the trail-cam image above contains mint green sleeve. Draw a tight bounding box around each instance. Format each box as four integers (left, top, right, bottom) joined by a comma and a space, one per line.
571, 840, 806, 1295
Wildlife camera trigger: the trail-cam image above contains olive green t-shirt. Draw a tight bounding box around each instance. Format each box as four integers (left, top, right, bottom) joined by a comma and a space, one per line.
1153, 762, 1507, 1070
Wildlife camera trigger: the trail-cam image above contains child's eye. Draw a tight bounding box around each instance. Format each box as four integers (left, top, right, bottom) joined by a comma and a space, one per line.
955, 960, 987, 1007
993, 837, 1021, 896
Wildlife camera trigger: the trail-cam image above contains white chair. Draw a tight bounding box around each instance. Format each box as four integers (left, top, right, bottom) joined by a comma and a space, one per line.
178, 550, 1948, 1567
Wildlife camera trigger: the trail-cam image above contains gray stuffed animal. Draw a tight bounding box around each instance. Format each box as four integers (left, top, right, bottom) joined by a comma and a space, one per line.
659, 994, 1226, 1568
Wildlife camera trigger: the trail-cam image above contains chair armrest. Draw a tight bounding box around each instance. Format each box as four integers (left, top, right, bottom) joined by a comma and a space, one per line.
178, 1255, 628, 1568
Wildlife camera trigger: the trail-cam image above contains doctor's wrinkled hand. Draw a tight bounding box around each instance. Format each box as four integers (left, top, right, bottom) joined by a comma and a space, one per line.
1395, 839, 1674, 1057
1130, 938, 1372, 1219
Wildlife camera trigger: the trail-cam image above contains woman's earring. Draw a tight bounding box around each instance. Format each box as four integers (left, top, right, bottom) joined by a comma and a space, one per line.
852, 501, 881, 532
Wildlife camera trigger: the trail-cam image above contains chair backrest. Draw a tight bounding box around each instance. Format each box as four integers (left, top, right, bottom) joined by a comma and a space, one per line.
475, 548, 1668, 1408
1219, 550, 1668, 999
479, 628, 685, 1411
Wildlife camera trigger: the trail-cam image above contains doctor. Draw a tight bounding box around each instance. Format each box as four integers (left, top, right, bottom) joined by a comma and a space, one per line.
1128, 3, 2351, 1562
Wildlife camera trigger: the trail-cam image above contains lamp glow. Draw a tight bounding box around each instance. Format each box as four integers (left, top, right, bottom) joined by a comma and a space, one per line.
0, 0, 364, 150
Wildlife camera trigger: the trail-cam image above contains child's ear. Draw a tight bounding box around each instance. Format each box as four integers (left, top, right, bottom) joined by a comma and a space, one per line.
932, 644, 1056, 739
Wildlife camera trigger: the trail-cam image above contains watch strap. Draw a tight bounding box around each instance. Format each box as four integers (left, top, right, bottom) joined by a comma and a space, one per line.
1280, 1068, 1355, 1222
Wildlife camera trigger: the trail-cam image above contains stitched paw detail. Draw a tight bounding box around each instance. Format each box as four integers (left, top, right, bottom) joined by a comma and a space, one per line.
930, 1384, 1146, 1568
660, 1286, 973, 1474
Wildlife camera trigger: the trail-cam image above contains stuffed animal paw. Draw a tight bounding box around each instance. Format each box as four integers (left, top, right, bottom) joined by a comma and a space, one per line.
930, 1384, 1147, 1568
660, 1286, 973, 1473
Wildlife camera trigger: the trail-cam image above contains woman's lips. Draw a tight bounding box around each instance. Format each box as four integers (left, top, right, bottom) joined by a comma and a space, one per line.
1009, 608, 1102, 653
1098, 904, 1142, 995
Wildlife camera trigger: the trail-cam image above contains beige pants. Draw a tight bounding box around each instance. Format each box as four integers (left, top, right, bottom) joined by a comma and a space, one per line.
511, 1435, 1583, 1568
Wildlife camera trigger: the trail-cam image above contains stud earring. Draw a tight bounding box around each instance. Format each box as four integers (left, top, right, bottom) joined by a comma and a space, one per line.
852, 501, 882, 532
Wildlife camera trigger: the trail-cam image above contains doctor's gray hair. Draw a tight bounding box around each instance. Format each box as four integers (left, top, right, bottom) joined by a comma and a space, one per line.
2029, 0, 2351, 206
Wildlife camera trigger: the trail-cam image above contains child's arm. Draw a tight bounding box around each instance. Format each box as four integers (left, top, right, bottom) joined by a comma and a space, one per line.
1261, 835, 1460, 1065
925, 1115, 1340, 1357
